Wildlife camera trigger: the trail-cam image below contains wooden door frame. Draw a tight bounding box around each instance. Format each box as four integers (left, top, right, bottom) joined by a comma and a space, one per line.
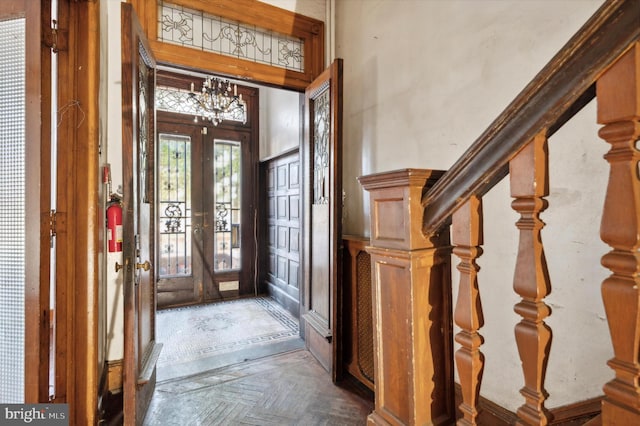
49, 0, 323, 422
129, 0, 324, 92
53, 0, 101, 423
155, 71, 260, 303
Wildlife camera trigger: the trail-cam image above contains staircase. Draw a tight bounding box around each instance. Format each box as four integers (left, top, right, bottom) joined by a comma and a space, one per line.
358, 1, 640, 424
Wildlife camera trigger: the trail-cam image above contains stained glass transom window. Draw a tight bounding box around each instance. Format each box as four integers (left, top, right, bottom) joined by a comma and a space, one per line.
158, 1, 304, 72
156, 86, 246, 123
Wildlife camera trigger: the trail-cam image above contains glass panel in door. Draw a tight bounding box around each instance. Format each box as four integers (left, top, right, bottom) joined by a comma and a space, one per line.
213, 140, 242, 272
158, 133, 192, 276
202, 129, 252, 301
0, 14, 26, 403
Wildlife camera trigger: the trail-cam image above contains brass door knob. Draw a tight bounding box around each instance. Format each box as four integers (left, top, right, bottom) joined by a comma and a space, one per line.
115, 258, 129, 273
136, 260, 151, 271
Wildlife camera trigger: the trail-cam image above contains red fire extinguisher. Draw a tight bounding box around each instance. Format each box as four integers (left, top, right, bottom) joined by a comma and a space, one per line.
107, 197, 123, 253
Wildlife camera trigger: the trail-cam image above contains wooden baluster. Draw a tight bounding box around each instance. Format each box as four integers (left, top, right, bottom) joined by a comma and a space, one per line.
452, 196, 484, 426
596, 42, 640, 425
510, 133, 553, 425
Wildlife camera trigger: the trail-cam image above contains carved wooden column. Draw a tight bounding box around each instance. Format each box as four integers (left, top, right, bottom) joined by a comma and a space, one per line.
359, 169, 455, 426
510, 133, 553, 425
452, 196, 484, 426
596, 42, 640, 426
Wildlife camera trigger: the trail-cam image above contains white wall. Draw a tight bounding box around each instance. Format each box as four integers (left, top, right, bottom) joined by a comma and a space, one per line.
336, 0, 611, 411
259, 0, 326, 21
259, 87, 301, 160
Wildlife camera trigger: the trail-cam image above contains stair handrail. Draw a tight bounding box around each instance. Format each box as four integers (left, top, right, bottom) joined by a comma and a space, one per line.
421, 0, 640, 236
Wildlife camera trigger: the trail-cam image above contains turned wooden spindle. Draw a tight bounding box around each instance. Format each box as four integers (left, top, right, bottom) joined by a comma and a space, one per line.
510, 133, 553, 426
452, 196, 485, 426
596, 42, 640, 425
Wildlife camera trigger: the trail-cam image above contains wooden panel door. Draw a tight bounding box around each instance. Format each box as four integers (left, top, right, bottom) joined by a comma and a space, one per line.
121, 4, 162, 424
264, 151, 302, 318
301, 59, 343, 380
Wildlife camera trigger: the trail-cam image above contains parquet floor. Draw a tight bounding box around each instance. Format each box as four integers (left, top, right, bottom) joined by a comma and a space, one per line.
143, 349, 374, 425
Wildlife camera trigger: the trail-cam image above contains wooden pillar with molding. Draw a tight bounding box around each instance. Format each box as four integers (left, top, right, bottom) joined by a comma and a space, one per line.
359, 169, 455, 426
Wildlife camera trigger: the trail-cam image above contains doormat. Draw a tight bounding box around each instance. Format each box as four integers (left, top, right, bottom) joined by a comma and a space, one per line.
156, 297, 303, 382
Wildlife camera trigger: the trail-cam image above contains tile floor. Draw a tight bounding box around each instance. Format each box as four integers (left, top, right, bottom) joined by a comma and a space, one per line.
156, 297, 304, 381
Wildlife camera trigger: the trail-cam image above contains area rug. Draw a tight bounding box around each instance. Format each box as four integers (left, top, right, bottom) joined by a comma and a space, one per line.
156, 297, 303, 382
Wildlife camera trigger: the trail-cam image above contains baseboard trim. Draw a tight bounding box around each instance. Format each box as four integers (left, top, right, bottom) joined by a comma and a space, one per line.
551, 396, 603, 424
454, 384, 602, 425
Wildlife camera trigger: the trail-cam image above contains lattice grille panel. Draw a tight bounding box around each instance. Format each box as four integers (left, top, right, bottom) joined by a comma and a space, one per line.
356, 250, 374, 383
0, 16, 26, 403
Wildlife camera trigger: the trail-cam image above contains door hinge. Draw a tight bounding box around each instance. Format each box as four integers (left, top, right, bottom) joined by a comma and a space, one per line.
48, 210, 66, 247
43, 20, 68, 53
49, 209, 57, 238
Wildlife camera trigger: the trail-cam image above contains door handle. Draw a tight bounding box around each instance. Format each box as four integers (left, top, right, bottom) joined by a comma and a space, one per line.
115, 258, 130, 273
136, 260, 151, 271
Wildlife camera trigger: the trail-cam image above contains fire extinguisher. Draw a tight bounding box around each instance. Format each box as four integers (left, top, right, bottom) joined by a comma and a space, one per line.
107, 197, 123, 253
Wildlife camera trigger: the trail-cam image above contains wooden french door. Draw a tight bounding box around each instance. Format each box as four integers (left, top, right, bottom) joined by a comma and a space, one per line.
301, 59, 343, 381
121, 4, 162, 424
156, 119, 255, 309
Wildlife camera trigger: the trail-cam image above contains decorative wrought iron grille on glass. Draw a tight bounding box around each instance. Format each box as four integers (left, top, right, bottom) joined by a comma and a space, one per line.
213, 140, 241, 271
0, 16, 26, 403
156, 85, 246, 124
158, 134, 192, 277
158, 1, 304, 72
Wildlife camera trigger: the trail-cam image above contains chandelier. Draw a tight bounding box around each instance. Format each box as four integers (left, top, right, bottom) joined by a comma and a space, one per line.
188, 76, 244, 126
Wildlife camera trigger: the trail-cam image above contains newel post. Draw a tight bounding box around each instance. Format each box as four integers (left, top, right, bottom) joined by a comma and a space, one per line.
358, 169, 455, 426
596, 42, 640, 425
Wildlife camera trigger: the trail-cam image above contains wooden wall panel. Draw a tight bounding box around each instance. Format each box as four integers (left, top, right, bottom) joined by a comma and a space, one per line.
262, 150, 301, 318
